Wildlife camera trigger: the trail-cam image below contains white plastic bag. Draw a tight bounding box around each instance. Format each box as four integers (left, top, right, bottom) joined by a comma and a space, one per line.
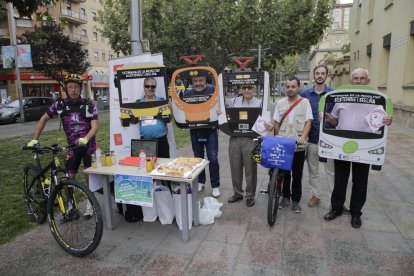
198, 197, 223, 225
142, 185, 157, 222
199, 208, 215, 225
203, 197, 223, 218
154, 185, 174, 224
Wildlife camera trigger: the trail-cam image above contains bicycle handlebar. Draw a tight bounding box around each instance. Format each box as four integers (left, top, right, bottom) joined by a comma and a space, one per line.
22, 144, 65, 154
22, 143, 86, 154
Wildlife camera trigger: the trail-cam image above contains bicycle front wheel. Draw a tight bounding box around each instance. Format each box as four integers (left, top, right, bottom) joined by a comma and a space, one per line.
23, 164, 47, 224
47, 179, 103, 257
267, 168, 280, 226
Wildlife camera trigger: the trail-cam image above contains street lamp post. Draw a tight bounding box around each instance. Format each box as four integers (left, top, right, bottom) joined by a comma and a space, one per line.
249, 44, 270, 70
130, 0, 143, 55
7, 2, 25, 122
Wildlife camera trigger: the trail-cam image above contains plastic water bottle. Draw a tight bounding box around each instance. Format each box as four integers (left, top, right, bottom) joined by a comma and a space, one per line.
139, 150, 146, 169
96, 147, 102, 167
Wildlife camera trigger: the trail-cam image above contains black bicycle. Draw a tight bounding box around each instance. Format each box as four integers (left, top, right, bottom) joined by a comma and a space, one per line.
266, 168, 287, 226
22, 144, 103, 257
252, 136, 295, 227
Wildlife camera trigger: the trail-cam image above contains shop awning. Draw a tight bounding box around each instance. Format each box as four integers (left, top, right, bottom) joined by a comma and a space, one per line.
91, 82, 110, 88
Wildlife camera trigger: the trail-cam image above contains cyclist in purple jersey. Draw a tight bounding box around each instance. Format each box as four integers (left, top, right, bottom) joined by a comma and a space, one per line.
28, 74, 98, 218
28, 74, 98, 177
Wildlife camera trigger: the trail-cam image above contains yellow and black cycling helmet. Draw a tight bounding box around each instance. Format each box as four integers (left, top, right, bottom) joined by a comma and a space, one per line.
64, 73, 83, 85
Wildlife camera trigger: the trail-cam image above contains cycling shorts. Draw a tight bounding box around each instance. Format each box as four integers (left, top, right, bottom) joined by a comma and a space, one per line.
65, 146, 92, 175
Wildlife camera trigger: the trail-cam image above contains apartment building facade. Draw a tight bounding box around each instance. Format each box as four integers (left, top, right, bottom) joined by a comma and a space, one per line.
308, 1, 352, 88
0, 0, 114, 101
349, 0, 414, 128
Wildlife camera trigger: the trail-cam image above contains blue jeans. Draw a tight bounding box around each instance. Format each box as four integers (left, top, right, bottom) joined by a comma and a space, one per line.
190, 128, 220, 188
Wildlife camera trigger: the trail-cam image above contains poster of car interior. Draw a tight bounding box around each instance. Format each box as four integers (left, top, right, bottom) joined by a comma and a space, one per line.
108, 53, 178, 159
318, 85, 393, 166
217, 69, 271, 137
114, 174, 154, 207
170, 66, 220, 128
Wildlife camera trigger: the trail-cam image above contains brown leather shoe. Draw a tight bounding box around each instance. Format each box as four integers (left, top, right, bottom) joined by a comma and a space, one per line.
228, 194, 243, 203
307, 196, 321, 207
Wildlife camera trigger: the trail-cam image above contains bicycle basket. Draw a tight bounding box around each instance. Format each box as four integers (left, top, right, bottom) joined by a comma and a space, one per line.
258, 136, 296, 170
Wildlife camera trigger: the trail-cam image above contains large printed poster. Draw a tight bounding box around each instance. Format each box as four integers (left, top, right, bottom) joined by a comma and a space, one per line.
114, 174, 154, 207
108, 54, 178, 159
170, 66, 220, 128
318, 85, 393, 166
1, 45, 33, 68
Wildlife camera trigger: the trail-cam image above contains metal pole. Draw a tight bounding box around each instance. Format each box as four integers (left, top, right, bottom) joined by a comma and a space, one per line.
258, 44, 261, 69
279, 71, 283, 96
130, 0, 143, 55
273, 67, 277, 102
7, 2, 25, 122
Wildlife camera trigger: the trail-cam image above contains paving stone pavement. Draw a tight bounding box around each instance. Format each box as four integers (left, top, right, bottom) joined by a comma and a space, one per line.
1, 124, 414, 275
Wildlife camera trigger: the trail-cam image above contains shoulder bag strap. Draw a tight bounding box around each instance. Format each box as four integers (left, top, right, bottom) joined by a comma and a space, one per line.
275, 97, 304, 135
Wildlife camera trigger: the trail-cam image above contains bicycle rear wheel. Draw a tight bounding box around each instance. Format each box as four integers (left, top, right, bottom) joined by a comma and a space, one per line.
23, 164, 47, 224
47, 179, 103, 257
267, 168, 280, 226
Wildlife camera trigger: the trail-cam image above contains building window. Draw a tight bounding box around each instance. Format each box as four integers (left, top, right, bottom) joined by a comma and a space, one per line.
109, 53, 114, 60
80, 8, 86, 15
385, 0, 393, 10
383, 33, 392, 49
92, 12, 97, 21
94, 51, 99, 61
366, 43, 372, 57
93, 32, 97, 41
355, 2, 361, 34
410, 20, 414, 36
102, 52, 106, 61
379, 34, 392, 87
403, 32, 414, 86
81, 29, 87, 36
367, 0, 374, 24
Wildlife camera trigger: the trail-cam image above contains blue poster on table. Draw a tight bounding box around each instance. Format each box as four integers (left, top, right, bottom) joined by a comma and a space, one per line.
260, 136, 296, 170
114, 174, 154, 207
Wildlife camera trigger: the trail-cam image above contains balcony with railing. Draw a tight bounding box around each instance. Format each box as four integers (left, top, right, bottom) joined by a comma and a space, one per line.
16, 18, 34, 28
60, 8, 87, 24
63, 32, 89, 45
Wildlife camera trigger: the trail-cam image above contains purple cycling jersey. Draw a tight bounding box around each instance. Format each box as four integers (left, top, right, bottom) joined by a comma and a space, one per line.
47, 98, 98, 154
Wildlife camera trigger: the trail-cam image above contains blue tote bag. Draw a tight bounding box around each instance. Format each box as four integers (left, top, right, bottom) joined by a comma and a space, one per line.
260, 136, 296, 171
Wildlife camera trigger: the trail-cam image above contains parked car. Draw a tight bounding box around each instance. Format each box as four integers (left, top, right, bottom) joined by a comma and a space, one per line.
0, 97, 53, 124
99, 95, 108, 103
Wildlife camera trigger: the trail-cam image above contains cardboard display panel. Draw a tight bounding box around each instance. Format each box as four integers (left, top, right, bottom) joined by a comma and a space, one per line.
115, 65, 171, 127
171, 66, 219, 129
318, 85, 393, 166
217, 69, 271, 137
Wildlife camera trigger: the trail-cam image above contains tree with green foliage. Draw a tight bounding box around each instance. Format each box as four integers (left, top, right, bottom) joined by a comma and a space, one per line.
18, 24, 90, 90
97, 0, 333, 71
1, 0, 57, 18
96, 0, 130, 57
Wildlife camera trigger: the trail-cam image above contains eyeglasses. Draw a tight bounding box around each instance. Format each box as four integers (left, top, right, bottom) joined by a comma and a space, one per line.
144, 85, 156, 89
241, 86, 254, 90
